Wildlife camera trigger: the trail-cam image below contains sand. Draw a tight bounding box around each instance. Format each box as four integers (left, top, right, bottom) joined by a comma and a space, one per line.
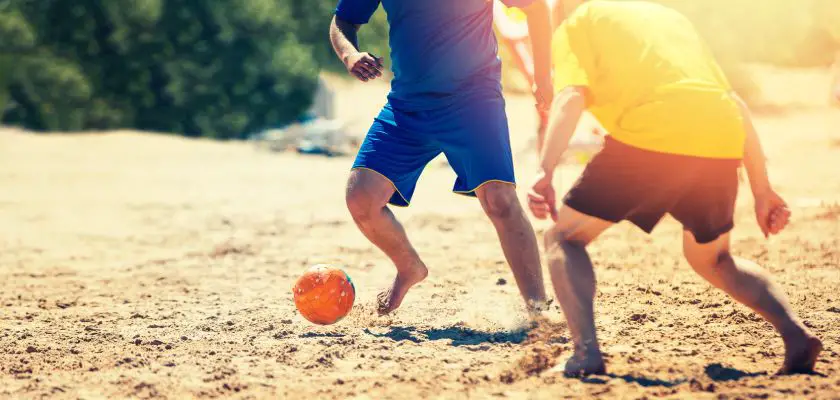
1, 67, 838, 399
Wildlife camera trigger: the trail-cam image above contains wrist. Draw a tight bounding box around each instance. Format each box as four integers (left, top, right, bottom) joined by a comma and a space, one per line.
534, 76, 552, 91
538, 163, 555, 177
750, 180, 772, 197
341, 51, 360, 66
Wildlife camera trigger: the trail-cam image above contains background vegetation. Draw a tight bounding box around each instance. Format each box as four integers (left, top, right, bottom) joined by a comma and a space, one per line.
0, 0, 837, 138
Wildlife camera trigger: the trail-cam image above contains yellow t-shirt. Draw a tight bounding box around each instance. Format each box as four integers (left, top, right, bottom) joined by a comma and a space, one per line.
552, 0, 746, 159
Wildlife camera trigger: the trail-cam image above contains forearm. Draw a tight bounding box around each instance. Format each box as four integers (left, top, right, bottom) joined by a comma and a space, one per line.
735, 95, 772, 194
539, 88, 585, 173
330, 16, 361, 63
523, 0, 552, 88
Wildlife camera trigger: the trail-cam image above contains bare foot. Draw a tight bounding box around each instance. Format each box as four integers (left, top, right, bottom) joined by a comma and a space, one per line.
376, 262, 428, 315
562, 350, 606, 377
526, 298, 553, 318
778, 332, 823, 375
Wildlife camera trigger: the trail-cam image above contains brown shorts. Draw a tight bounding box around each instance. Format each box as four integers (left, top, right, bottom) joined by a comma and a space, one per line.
564, 137, 740, 244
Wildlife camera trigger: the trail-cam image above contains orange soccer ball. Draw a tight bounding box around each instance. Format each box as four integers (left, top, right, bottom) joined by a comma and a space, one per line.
293, 265, 355, 325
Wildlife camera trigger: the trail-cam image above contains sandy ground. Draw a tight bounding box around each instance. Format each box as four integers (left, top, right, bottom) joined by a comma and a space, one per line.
1, 67, 839, 399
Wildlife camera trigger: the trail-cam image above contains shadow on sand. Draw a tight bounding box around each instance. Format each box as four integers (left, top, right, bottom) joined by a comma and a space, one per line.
298, 332, 347, 338
576, 363, 770, 388
581, 374, 687, 388
704, 363, 826, 379
364, 325, 529, 347
704, 363, 766, 381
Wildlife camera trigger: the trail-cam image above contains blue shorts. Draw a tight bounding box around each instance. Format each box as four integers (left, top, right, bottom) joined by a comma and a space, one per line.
352, 89, 515, 207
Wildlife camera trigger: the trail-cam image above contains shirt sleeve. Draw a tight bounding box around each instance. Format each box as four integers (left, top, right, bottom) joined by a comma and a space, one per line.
335, 0, 381, 25
551, 16, 593, 94
499, 0, 536, 8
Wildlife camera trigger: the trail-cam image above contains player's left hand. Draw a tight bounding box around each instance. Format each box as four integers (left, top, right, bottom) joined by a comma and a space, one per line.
528, 170, 558, 221
754, 189, 790, 238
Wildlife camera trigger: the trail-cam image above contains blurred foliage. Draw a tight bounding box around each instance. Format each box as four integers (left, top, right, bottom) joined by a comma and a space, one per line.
1, 0, 837, 136
0, 0, 325, 138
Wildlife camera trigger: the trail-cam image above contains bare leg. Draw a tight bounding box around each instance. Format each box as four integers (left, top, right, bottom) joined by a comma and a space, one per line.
346, 169, 428, 315
475, 182, 547, 312
682, 231, 823, 374
543, 206, 613, 376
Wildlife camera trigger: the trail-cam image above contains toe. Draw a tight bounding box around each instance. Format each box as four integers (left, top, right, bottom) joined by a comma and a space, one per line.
376, 292, 390, 312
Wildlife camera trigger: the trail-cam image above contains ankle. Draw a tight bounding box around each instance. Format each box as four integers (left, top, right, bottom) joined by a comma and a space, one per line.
393, 256, 425, 271
395, 261, 428, 280
526, 297, 551, 312
573, 338, 602, 357
780, 323, 810, 343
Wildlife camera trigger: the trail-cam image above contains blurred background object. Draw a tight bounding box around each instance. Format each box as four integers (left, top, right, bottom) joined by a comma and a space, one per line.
249, 74, 356, 157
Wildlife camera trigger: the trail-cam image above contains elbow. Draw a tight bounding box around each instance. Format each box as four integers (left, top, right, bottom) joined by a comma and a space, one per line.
552, 86, 587, 114
329, 15, 340, 37
332, 15, 360, 32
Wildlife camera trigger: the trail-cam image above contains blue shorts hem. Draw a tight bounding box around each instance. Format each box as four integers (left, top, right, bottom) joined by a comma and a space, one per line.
453, 179, 517, 198
350, 166, 411, 207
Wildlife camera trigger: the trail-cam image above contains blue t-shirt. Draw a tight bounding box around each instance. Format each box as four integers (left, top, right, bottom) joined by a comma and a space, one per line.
335, 0, 535, 111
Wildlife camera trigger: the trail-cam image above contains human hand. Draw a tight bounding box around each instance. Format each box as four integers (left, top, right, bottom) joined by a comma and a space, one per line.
754, 189, 790, 238
527, 169, 558, 221
343, 52, 384, 82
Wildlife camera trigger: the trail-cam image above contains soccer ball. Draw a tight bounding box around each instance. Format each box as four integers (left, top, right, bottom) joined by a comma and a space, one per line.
293, 264, 355, 325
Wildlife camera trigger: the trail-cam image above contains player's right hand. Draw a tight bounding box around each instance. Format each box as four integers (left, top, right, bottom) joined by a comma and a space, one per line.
754, 189, 790, 238
528, 170, 559, 221
343, 52, 384, 82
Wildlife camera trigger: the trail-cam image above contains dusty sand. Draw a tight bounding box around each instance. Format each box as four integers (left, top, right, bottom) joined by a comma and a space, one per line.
1, 68, 838, 399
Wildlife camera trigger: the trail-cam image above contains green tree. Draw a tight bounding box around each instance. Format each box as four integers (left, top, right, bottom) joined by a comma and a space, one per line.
0, 6, 36, 117
1, 0, 325, 138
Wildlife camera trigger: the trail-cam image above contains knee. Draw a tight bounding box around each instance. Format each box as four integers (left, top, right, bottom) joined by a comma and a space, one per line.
544, 232, 568, 266
544, 225, 588, 250
479, 183, 519, 220
543, 228, 584, 266
683, 245, 734, 273
346, 185, 380, 222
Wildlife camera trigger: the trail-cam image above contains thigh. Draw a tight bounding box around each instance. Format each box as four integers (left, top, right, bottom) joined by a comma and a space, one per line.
549, 205, 614, 247
670, 159, 739, 244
